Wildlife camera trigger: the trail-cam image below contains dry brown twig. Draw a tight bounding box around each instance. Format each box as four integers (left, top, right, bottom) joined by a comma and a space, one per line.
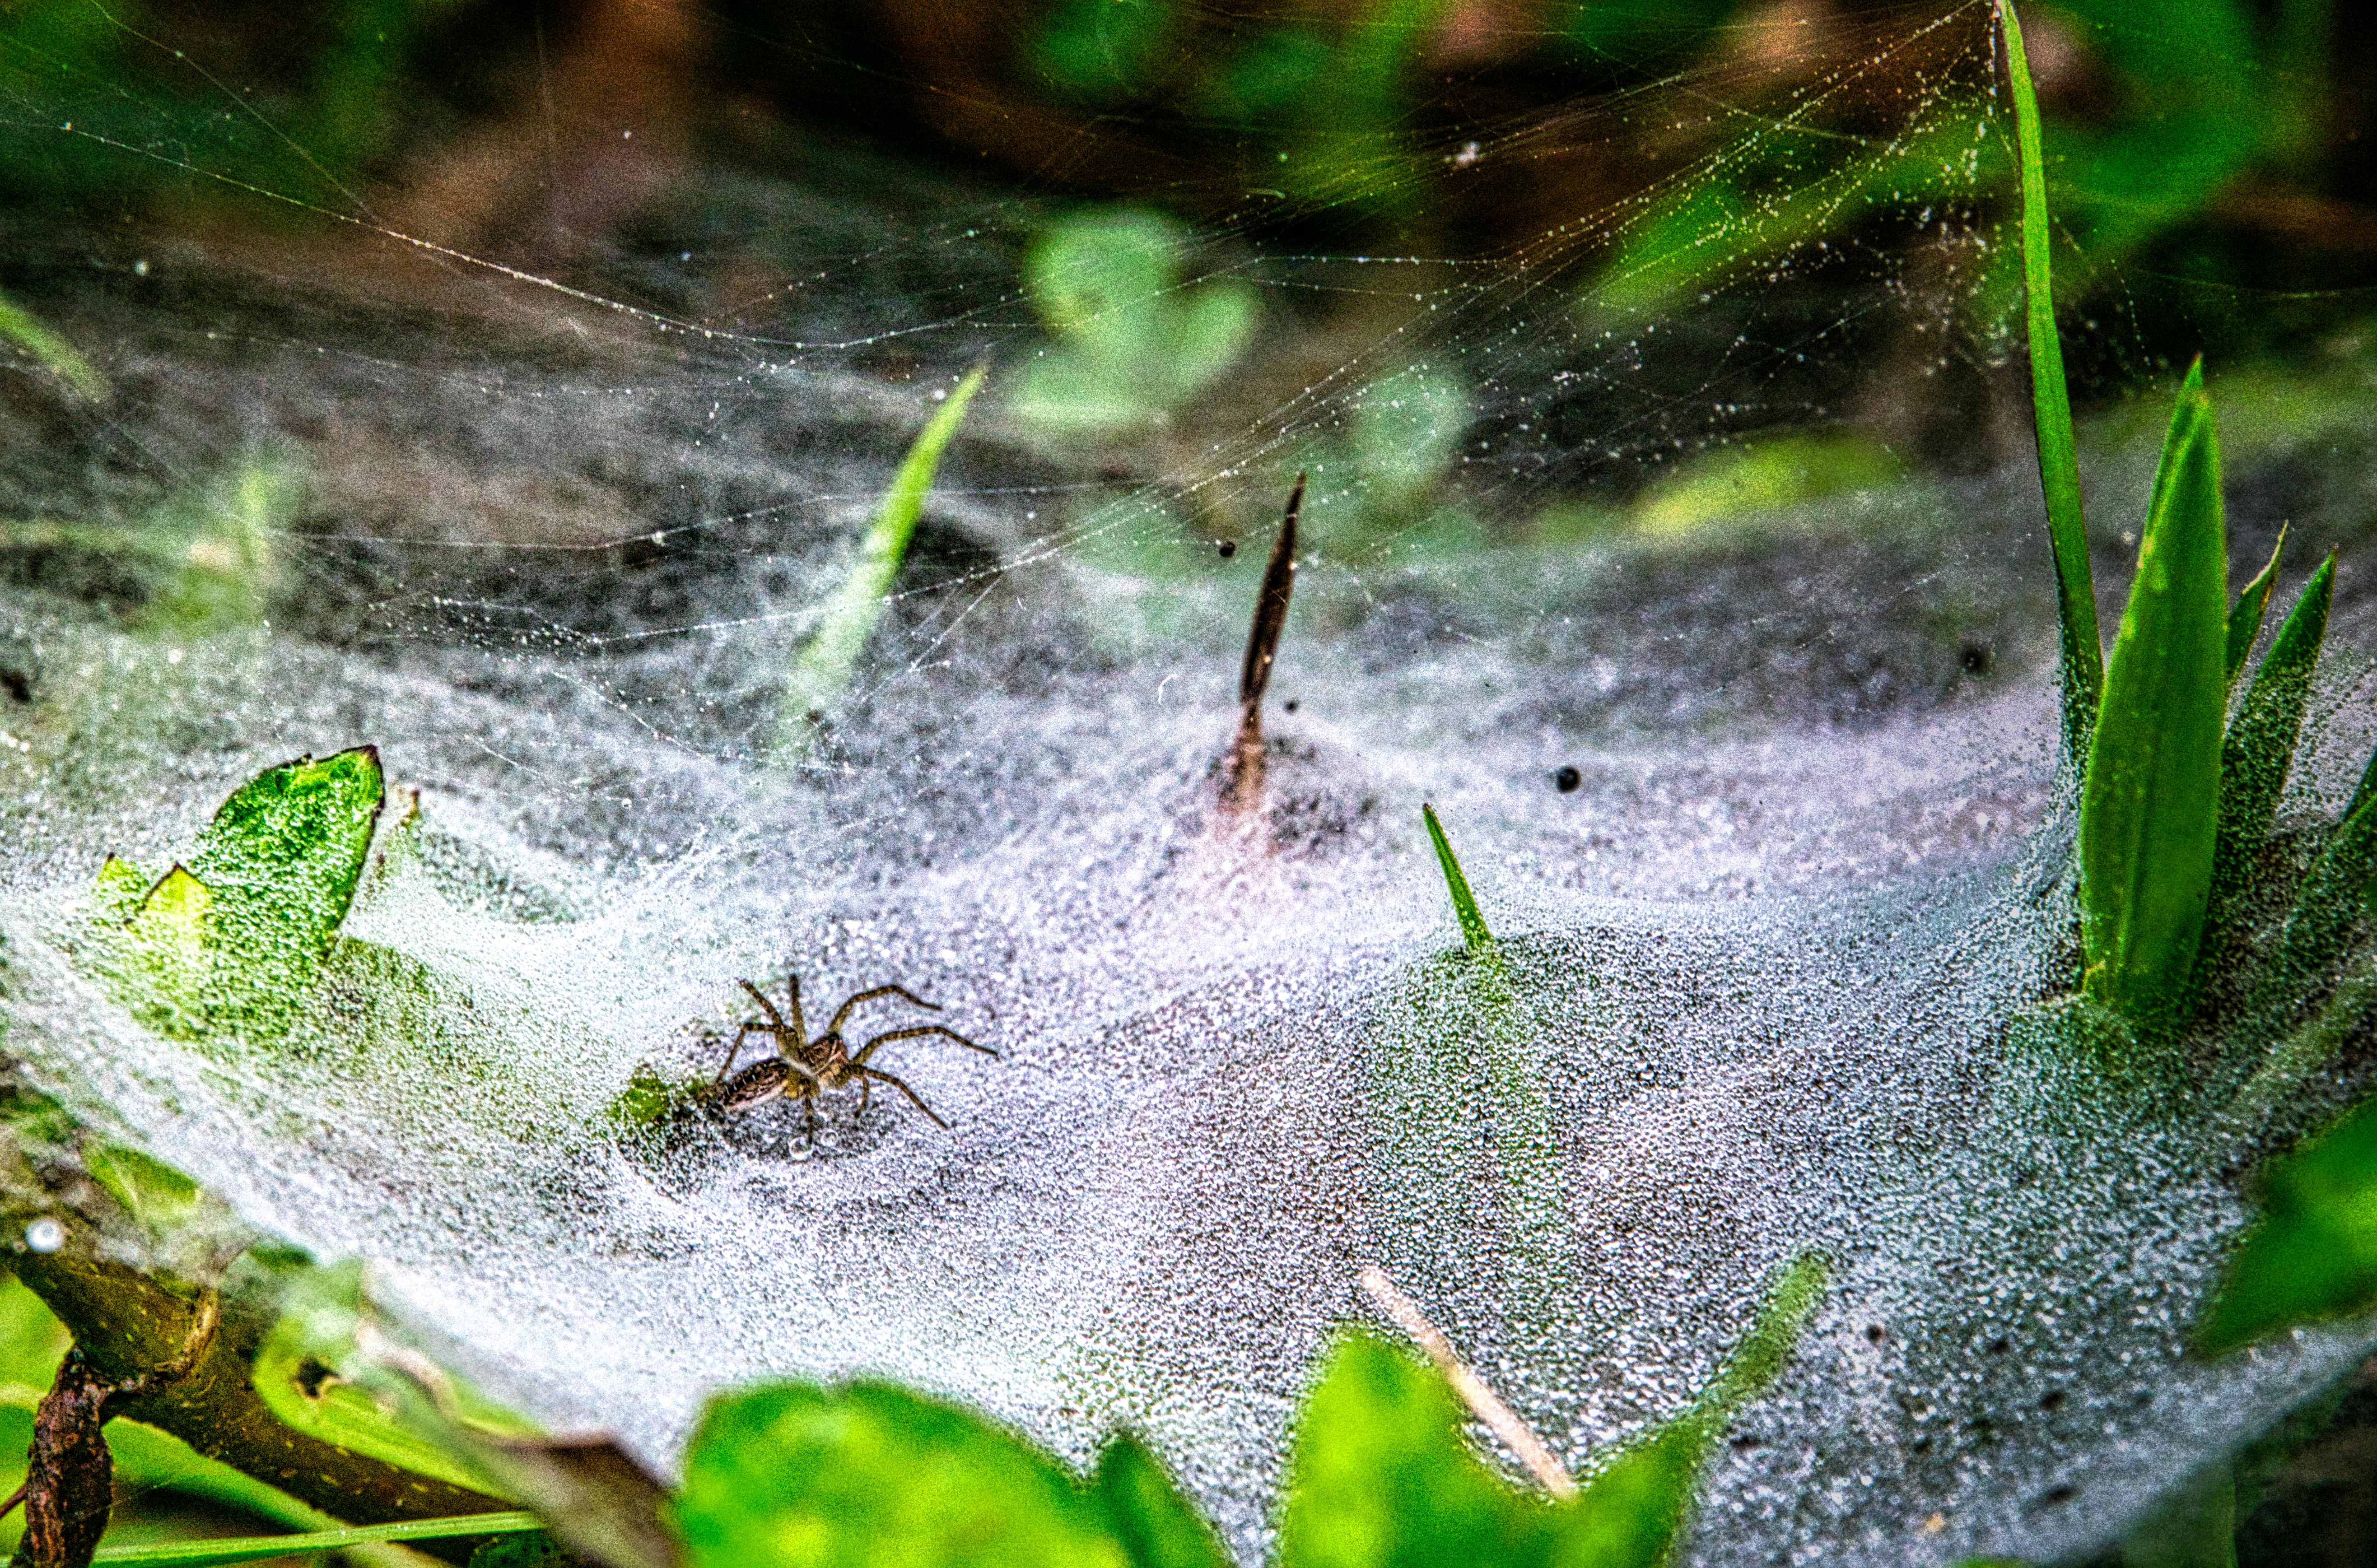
1222, 474, 1305, 818
1357, 1264, 1578, 1499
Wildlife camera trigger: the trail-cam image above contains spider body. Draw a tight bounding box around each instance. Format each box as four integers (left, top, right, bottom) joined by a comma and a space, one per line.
713, 975, 993, 1135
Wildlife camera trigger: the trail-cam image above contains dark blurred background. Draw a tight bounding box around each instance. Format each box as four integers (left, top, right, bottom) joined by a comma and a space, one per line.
4, 0, 2372, 345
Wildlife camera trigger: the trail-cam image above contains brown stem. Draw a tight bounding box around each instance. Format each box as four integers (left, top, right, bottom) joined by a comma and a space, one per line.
1358, 1265, 1577, 1498
1224, 474, 1304, 816
0, 1076, 513, 1562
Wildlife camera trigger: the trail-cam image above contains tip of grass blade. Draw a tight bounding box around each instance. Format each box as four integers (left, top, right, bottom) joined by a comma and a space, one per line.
2225, 523, 2286, 687
773, 364, 987, 758
1421, 803, 1493, 954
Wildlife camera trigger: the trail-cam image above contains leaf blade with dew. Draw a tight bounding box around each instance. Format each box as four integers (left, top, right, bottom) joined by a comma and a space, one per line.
2000, 0, 2101, 770
2225, 526, 2286, 687
2225, 789, 2377, 1084
774, 364, 986, 757
1089, 1433, 1230, 1568
1422, 803, 1492, 954
1276, 1331, 1557, 1568
2195, 1094, 2377, 1357
2079, 367, 2228, 1031
1548, 1251, 1828, 1568
2213, 549, 2334, 905
86, 1512, 543, 1567
671, 1377, 1129, 1568
0, 285, 106, 402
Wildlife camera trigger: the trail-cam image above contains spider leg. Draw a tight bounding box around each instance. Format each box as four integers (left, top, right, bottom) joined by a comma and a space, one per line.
826, 983, 941, 1036
858, 1067, 949, 1129
738, 979, 789, 1034
850, 1024, 996, 1066
785, 973, 810, 1047
713, 1021, 762, 1089
857, 1074, 873, 1118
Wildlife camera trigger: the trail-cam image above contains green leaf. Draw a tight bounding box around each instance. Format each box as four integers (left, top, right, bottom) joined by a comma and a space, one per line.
1555, 1251, 1830, 1568
2213, 551, 2335, 903
1278, 1332, 1555, 1568
1422, 803, 1493, 954
1282, 1253, 1825, 1568
1010, 209, 1257, 439
776, 367, 986, 755
2197, 1094, 2377, 1356
1999, 0, 2101, 770
2249, 796, 2377, 1034
88, 1512, 541, 1566
1550, 1423, 1704, 1568
118, 864, 216, 1033
81, 1141, 202, 1239
2224, 526, 2285, 686
93, 748, 387, 1042
672, 1380, 1131, 1568
187, 746, 386, 954
1089, 1434, 1229, 1568
2079, 367, 2229, 1030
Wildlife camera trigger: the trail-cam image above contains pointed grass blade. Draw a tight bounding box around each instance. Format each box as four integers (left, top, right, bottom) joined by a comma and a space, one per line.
1421, 803, 1492, 953
774, 364, 986, 757
89, 1512, 541, 1566
2226, 525, 2286, 686
0, 285, 106, 402
1999, 0, 2100, 768
2214, 550, 2335, 901
2079, 375, 2228, 1029
2237, 790, 2377, 1042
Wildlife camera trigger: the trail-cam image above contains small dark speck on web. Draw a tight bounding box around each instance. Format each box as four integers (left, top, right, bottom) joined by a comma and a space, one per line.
1554, 765, 1581, 793
2038, 1389, 2065, 1411
1961, 641, 1994, 676
1865, 1324, 1885, 1344
1283, 699, 1298, 712
1219, 540, 1237, 558
0, 670, 28, 703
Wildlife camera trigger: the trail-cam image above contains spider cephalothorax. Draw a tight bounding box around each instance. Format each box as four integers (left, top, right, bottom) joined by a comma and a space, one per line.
711, 974, 993, 1135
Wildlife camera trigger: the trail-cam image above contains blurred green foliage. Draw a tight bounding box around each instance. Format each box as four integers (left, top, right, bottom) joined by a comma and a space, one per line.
1011, 211, 1256, 442
2201, 1096, 2377, 1356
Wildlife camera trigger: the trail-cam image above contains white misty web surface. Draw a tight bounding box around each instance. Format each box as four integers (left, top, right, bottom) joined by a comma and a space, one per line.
4, 3, 2377, 1563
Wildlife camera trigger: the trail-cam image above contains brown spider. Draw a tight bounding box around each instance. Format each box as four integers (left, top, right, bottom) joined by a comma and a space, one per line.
711, 975, 994, 1135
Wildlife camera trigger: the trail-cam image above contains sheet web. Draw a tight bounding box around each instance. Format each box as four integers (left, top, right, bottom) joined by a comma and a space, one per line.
2, 1, 2373, 1563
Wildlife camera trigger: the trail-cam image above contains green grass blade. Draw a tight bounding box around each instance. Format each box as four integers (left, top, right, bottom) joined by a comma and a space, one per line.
2236, 790, 2377, 1042
2079, 374, 2229, 1029
774, 365, 986, 757
2352, 745, 2377, 826
2214, 550, 2335, 900
0, 286, 106, 401
91, 1512, 541, 1566
1421, 804, 1492, 953
1999, 0, 2100, 768
2225, 525, 2285, 686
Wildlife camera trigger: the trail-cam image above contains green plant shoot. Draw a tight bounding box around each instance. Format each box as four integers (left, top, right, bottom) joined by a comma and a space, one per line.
2000, 0, 2100, 769
2224, 526, 2285, 687
2078, 364, 2227, 1030
1422, 802, 1492, 954
775, 365, 986, 757
2212, 550, 2334, 902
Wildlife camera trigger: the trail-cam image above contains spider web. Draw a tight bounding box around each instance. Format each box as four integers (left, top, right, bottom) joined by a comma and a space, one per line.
4, 2, 2377, 1563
